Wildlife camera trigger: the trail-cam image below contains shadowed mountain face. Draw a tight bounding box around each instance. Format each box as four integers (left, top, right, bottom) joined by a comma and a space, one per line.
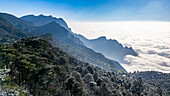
0, 13, 35, 32
76, 34, 138, 62
0, 17, 28, 43
21, 14, 71, 31
31, 21, 84, 47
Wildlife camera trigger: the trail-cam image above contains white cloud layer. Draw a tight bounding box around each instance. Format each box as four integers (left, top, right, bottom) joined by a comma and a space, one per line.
68, 21, 170, 73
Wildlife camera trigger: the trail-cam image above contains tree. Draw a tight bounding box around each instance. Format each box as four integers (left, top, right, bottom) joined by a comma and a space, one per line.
0, 44, 36, 87
85, 66, 94, 74
157, 87, 162, 96
65, 77, 83, 96
83, 73, 94, 84
131, 77, 144, 96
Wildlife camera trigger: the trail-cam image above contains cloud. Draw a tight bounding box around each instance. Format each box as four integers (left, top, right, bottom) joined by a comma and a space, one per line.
148, 50, 157, 54
70, 21, 170, 73
147, 49, 170, 59
122, 44, 170, 73
154, 45, 169, 50
123, 53, 170, 73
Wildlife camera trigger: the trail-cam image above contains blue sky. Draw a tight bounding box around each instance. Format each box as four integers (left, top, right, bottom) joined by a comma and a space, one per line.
0, 0, 170, 21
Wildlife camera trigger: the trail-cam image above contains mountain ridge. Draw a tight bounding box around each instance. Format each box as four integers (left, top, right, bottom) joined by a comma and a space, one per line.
21, 14, 71, 31
76, 34, 138, 62
31, 21, 85, 47
0, 12, 35, 32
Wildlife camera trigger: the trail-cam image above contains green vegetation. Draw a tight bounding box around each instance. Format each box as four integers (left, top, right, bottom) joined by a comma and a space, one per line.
132, 71, 170, 95
0, 37, 168, 96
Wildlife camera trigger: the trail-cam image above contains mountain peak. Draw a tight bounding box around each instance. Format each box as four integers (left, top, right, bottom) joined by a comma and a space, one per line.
25, 14, 35, 17
38, 14, 53, 17
97, 36, 107, 40
38, 14, 44, 17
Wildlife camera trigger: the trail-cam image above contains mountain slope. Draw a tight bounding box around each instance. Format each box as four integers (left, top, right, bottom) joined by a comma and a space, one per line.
0, 13, 35, 32
40, 33, 127, 72
76, 34, 138, 62
0, 17, 28, 43
0, 37, 162, 96
31, 21, 84, 47
21, 14, 71, 31
132, 71, 170, 95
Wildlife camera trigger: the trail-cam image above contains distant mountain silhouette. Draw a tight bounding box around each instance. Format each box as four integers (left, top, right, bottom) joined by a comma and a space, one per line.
21, 14, 71, 31
76, 34, 138, 62
0, 17, 28, 43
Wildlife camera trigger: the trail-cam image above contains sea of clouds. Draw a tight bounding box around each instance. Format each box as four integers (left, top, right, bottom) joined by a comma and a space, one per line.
69, 21, 170, 73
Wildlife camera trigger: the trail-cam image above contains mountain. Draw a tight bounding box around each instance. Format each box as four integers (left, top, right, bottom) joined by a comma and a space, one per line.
40, 33, 126, 72
21, 14, 71, 31
76, 34, 138, 62
0, 37, 163, 96
0, 13, 35, 32
0, 17, 28, 43
0, 12, 137, 62
31, 22, 127, 72
0, 13, 126, 72
31, 21, 84, 47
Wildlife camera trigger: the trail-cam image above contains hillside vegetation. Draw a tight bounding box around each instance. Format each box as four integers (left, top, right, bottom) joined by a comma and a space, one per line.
132, 71, 170, 95
0, 37, 167, 96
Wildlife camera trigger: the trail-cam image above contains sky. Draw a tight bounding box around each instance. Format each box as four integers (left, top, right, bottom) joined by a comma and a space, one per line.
0, 0, 170, 21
